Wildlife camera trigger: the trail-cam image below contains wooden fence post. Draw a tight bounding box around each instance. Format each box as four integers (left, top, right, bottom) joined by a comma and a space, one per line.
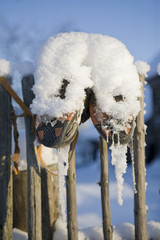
99, 136, 113, 240
22, 74, 42, 240
134, 74, 148, 240
0, 77, 13, 240
66, 138, 78, 240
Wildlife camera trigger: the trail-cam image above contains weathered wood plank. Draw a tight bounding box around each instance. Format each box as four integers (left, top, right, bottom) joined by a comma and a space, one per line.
66, 140, 78, 240
22, 75, 42, 240
134, 74, 148, 240
0, 77, 13, 240
41, 165, 59, 240
99, 136, 113, 240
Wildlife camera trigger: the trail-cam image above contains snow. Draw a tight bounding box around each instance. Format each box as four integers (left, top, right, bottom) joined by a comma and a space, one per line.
13, 228, 28, 240
115, 222, 134, 240
157, 63, 160, 75
31, 32, 141, 124
148, 221, 160, 240
41, 145, 58, 165
53, 218, 160, 240
57, 145, 70, 221
13, 220, 160, 240
31, 32, 92, 118
0, 58, 12, 76
134, 60, 150, 77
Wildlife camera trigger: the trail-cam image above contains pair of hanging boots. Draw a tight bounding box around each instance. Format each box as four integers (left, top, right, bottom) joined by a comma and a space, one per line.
36, 83, 133, 149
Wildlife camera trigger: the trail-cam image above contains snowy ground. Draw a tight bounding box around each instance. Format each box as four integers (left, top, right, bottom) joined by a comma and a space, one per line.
12, 123, 160, 239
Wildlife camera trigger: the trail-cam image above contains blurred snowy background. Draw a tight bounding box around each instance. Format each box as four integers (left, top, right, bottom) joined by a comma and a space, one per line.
0, 0, 160, 239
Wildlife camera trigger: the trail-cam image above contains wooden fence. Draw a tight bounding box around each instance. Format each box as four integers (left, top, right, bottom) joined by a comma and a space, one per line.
0, 74, 147, 240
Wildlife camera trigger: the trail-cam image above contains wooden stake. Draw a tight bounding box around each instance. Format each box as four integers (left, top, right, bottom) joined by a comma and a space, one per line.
66, 136, 78, 240
134, 74, 148, 240
22, 75, 42, 240
99, 136, 113, 240
0, 77, 12, 240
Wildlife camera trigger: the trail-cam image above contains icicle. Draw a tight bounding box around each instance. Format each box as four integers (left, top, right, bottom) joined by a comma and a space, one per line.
110, 143, 127, 205
57, 145, 70, 222
102, 124, 110, 143
106, 130, 109, 143
112, 131, 114, 145
130, 138, 137, 194
117, 131, 120, 146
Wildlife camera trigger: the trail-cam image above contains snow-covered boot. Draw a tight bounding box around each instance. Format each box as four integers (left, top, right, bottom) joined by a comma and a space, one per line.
35, 79, 79, 148
89, 90, 134, 145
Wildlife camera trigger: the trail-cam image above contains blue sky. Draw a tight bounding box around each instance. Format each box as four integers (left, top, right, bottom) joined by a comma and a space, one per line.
0, 0, 160, 68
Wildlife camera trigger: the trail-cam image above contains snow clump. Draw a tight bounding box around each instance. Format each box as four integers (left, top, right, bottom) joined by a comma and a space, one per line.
0, 59, 12, 76
31, 32, 141, 123
134, 60, 150, 77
